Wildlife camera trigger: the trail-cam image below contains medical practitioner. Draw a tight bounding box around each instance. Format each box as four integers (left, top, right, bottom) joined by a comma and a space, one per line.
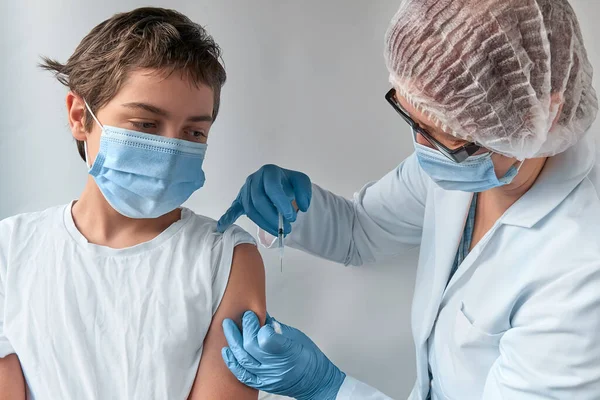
217, 0, 600, 399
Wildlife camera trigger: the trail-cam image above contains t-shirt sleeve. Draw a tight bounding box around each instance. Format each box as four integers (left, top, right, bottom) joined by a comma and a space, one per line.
209, 224, 256, 315
0, 220, 15, 358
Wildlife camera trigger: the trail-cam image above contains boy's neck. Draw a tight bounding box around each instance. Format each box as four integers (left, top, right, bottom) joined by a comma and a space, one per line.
71, 178, 182, 249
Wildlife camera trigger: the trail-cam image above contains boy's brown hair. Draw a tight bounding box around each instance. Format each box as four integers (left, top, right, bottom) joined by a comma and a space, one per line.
40, 7, 227, 161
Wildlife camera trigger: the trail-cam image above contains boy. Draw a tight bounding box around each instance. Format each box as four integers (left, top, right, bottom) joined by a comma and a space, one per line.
0, 7, 266, 399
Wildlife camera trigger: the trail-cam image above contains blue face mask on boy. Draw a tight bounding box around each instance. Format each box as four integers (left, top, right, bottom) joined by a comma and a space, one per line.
84, 101, 207, 219
413, 141, 521, 193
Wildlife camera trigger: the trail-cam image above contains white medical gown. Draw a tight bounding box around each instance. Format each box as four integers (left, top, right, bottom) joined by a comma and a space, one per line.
277, 133, 600, 399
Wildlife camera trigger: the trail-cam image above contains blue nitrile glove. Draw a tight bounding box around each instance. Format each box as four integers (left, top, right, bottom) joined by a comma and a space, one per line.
216, 165, 312, 236
221, 311, 346, 400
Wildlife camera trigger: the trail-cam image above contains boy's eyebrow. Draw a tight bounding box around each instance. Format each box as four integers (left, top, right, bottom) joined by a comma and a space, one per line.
122, 102, 169, 116
187, 114, 213, 122
121, 102, 213, 122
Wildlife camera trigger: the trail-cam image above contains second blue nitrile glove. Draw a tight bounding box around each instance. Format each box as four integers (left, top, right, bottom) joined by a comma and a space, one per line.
222, 312, 346, 400
216, 165, 312, 236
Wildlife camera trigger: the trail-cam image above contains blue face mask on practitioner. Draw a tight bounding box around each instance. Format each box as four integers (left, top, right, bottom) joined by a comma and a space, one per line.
413, 141, 521, 193
84, 101, 207, 219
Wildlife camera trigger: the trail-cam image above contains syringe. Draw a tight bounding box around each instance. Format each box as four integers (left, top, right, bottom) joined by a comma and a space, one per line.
278, 212, 284, 272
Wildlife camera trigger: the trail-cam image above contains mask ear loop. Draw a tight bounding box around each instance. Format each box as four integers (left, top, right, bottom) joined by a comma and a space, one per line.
504, 159, 525, 184
514, 159, 525, 173
83, 100, 103, 170
492, 153, 525, 185
84, 142, 91, 170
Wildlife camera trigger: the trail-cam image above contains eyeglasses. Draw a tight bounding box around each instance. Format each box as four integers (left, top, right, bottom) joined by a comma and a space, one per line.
385, 88, 481, 163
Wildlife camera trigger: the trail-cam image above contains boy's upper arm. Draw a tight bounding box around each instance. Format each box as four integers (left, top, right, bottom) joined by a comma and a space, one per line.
0, 354, 26, 400
0, 220, 26, 399
188, 243, 266, 400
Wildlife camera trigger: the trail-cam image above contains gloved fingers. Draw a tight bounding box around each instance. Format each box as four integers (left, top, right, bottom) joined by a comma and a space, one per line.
262, 166, 297, 222
222, 347, 262, 388
287, 171, 312, 212
263, 317, 315, 349
241, 181, 278, 237
249, 174, 281, 234
265, 313, 283, 334
265, 312, 274, 324
216, 199, 244, 233
222, 319, 261, 368
242, 311, 262, 351
279, 179, 298, 224
257, 323, 296, 355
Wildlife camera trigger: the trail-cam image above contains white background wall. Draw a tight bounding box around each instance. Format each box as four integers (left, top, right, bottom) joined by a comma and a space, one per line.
1, 1, 598, 398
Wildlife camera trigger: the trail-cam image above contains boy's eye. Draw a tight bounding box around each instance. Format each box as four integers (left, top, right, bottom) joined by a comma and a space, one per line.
187, 130, 207, 140
131, 121, 157, 130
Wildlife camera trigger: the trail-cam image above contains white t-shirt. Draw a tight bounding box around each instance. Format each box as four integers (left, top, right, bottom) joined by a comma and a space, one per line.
0, 202, 255, 399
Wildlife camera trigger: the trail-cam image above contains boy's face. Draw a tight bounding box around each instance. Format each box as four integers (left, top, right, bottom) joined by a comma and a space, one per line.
68, 68, 215, 167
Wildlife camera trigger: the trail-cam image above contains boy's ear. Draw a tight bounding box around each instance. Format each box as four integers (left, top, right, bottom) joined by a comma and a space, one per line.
66, 92, 87, 141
